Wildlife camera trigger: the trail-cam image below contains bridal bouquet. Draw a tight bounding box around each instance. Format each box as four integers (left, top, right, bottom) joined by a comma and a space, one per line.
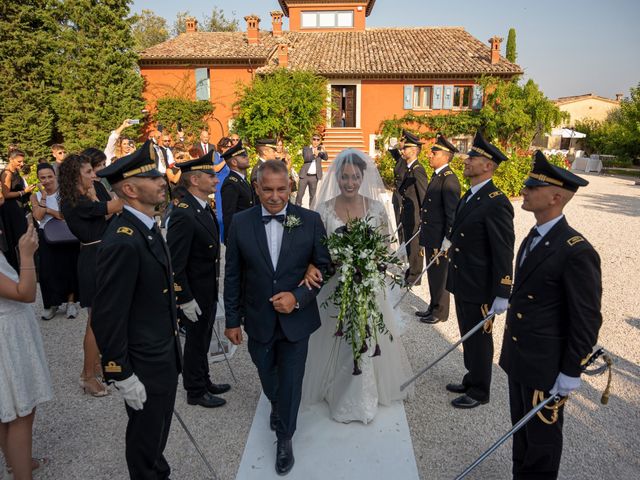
324, 216, 403, 375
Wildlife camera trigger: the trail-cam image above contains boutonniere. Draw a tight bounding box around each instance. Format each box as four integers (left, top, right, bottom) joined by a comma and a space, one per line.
283, 214, 302, 231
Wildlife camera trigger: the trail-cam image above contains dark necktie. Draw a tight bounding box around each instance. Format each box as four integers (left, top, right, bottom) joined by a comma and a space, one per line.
262, 214, 285, 224
457, 189, 472, 213
520, 227, 540, 266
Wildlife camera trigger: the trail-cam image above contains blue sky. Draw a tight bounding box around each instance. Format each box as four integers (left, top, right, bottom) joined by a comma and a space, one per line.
132, 0, 640, 100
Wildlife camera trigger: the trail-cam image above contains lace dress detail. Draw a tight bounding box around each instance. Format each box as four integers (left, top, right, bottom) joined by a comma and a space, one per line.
302, 198, 413, 424
0, 253, 53, 422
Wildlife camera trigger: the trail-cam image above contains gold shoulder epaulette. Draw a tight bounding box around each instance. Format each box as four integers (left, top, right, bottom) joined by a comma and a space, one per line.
500, 275, 512, 286
444, 171, 453, 176
178, 203, 189, 209
567, 235, 584, 246
117, 226, 133, 236
104, 361, 122, 373
489, 191, 503, 199
229, 176, 238, 183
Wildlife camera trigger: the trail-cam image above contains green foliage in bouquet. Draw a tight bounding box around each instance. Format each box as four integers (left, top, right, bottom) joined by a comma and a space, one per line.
323, 217, 403, 375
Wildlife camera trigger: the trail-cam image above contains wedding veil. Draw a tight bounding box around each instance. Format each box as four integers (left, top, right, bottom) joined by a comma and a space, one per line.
311, 148, 399, 243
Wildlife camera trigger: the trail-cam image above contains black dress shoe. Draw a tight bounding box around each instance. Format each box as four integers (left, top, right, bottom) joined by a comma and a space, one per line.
421, 315, 446, 324
275, 439, 294, 475
187, 392, 227, 408
451, 394, 488, 409
415, 309, 433, 318
207, 382, 231, 395
445, 383, 468, 393
270, 404, 280, 431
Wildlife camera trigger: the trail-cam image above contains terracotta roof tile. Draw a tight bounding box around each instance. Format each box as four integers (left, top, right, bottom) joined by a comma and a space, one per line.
139, 27, 522, 77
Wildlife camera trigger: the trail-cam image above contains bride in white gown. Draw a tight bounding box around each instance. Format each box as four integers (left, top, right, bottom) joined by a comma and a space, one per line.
301, 149, 413, 424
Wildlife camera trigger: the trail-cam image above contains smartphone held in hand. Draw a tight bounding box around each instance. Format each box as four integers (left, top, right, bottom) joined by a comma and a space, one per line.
128, 119, 140, 125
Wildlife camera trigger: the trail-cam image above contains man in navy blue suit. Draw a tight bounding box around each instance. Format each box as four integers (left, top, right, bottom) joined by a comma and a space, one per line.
224, 160, 330, 476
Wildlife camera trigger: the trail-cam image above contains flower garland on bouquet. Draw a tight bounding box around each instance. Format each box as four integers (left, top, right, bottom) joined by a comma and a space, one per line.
324, 216, 403, 375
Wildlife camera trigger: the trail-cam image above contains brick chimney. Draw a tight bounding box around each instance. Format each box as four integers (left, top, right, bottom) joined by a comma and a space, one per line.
615, 93, 623, 102
245, 15, 261, 45
271, 10, 284, 37
185, 17, 198, 33
489, 36, 503, 65
277, 43, 288, 67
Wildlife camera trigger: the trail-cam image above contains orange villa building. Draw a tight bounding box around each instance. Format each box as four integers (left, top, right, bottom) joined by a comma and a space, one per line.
139, 0, 522, 158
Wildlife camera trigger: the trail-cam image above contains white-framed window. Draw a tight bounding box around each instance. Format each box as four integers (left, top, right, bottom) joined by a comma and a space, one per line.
301, 10, 354, 28
413, 86, 432, 109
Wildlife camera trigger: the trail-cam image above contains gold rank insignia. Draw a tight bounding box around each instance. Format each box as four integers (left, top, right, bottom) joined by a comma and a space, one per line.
229, 176, 238, 182
500, 275, 512, 286
174, 283, 183, 292
178, 203, 189, 209
104, 361, 122, 373
580, 353, 591, 366
489, 191, 502, 198
567, 235, 584, 246
444, 171, 453, 176
117, 227, 133, 236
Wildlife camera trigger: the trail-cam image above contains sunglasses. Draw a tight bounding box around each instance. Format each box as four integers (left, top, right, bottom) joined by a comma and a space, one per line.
312, 138, 321, 141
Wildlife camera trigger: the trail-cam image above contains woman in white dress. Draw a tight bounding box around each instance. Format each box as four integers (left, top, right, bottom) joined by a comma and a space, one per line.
301, 149, 413, 424
0, 222, 53, 479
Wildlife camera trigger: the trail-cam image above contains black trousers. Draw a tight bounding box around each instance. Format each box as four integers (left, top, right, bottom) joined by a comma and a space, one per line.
454, 298, 493, 402
509, 377, 564, 479
182, 302, 217, 397
403, 223, 423, 283
296, 174, 318, 206
125, 385, 177, 480
425, 247, 450, 321
248, 325, 309, 441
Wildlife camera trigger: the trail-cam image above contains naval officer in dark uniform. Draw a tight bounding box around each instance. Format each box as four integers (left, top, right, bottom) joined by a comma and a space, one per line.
390, 140, 407, 230
220, 139, 254, 243
445, 131, 515, 409
166, 150, 231, 409
416, 133, 461, 324
499, 151, 602, 480
397, 130, 428, 285
92, 141, 182, 479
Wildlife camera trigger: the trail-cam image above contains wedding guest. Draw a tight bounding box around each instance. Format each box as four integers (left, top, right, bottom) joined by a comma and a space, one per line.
30, 163, 80, 320
59, 154, 123, 397
296, 134, 327, 207
167, 152, 229, 408
276, 139, 298, 198
194, 129, 215, 157
0, 222, 53, 480
92, 141, 181, 479
82, 148, 113, 198
220, 140, 253, 243
104, 119, 136, 166
213, 137, 231, 241
250, 139, 278, 204
0, 149, 34, 270
50, 144, 66, 176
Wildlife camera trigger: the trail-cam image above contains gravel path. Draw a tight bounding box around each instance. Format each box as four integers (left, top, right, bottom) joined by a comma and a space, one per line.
3, 172, 638, 480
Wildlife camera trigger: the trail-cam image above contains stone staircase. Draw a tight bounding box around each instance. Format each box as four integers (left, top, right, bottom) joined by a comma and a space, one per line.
321, 128, 367, 166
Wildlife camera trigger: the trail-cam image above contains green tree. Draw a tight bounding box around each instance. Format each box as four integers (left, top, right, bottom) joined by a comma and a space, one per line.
154, 98, 214, 143
132, 9, 169, 51
52, 0, 144, 152
172, 10, 190, 36
233, 69, 328, 146
506, 28, 517, 63
173, 7, 238, 36
478, 76, 568, 151
0, 0, 61, 160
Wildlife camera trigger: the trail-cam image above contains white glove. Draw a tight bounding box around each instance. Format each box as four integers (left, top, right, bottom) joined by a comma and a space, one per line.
549, 372, 581, 397
180, 299, 202, 323
489, 297, 509, 316
114, 374, 147, 411
440, 237, 452, 251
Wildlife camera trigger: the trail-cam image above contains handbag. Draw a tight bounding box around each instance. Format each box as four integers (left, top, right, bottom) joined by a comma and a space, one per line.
43, 218, 79, 244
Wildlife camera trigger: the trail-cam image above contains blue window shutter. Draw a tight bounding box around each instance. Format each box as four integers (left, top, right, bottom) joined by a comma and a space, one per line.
472, 85, 483, 109
443, 86, 453, 109
195, 68, 210, 101
432, 85, 443, 109
403, 85, 413, 109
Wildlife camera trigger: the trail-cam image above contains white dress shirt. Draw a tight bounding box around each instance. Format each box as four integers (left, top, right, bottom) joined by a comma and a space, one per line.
530, 215, 564, 251
201, 143, 209, 154
434, 164, 449, 175
124, 205, 156, 230
307, 146, 317, 175
262, 205, 287, 269
467, 178, 492, 202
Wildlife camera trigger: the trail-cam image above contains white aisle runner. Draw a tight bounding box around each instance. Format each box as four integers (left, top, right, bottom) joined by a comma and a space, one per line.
236, 393, 420, 480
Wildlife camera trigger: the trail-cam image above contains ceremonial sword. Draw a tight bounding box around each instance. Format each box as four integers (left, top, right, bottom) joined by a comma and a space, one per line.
210, 315, 238, 384
173, 408, 220, 480
400, 312, 496, 391
392, 247, 445, 309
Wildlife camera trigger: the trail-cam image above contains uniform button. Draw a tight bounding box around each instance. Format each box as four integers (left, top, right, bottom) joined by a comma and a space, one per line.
273, 280, 277, 284
209, 245, 213, 248
527, 295, 534, 300
174, 330, 178, 336
455, 248, 460, 252
454, 264, 458, 269
460, 233, 465, 237
516, 313, 523, 319
428, 198, 432, 202
512, 336, 518, 342
163, 289, 168, 293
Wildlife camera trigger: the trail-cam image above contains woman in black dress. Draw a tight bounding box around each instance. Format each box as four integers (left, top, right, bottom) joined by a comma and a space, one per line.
59, 154, 123, 397
30, 163, 80, 320
0, 149, 34, 270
